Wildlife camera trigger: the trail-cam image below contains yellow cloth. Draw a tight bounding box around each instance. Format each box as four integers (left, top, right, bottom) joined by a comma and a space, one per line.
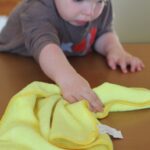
0, 81, 150, 150
94, 83, 150, 118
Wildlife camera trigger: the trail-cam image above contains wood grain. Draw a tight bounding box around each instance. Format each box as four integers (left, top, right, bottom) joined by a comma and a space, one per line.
0, 0, 19, 15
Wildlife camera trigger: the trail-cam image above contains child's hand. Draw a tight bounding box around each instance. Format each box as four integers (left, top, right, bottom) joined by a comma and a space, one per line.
57, 72, 103, 112
106, 49, 145, 73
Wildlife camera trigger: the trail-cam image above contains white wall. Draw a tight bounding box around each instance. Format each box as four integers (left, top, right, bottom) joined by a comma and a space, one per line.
112, 0, 150, 43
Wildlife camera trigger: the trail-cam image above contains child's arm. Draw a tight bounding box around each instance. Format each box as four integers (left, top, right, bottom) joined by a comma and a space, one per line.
39, 43, 103, 112
94, 32, 144, 73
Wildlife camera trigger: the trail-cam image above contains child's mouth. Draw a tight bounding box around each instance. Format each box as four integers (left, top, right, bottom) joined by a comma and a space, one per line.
72, 20, 88, 26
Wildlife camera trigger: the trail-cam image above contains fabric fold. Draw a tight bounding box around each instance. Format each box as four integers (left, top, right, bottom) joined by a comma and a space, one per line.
0, 81, 150, 150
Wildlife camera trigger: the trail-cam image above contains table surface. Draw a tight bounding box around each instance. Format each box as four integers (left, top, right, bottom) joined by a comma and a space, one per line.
0, 44, 150, 150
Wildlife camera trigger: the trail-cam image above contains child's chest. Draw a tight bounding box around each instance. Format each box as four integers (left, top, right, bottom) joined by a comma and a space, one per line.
58, 23, 98, 56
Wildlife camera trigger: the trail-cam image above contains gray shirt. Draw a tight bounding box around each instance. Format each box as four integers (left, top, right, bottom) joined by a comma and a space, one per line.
0, 0, 113, 62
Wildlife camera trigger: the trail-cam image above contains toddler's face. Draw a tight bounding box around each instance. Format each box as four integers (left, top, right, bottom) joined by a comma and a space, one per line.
54, 0, 106, 26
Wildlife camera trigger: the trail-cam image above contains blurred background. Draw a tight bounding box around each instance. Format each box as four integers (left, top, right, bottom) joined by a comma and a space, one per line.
0, 0, 19, 15
0, 0, 150, 43
112, 0, 150, 43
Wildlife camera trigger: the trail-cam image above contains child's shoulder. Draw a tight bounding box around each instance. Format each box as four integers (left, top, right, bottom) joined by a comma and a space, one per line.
12, 0, 53, 16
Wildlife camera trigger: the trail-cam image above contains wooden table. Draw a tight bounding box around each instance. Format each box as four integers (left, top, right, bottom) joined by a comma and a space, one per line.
0, 44, 150, 150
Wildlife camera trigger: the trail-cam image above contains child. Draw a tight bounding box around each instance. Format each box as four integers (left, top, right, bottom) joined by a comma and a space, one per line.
0, 0, 144, 112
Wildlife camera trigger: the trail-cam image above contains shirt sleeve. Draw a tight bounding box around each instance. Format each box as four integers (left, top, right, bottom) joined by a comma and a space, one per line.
20, 1, 60, 62
95, 0, 114, 39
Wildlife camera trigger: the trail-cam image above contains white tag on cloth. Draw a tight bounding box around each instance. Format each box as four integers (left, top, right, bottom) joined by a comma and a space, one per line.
98, 124, 123, 139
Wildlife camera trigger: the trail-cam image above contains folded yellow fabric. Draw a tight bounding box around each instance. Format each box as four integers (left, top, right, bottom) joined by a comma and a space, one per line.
0, 81, 150, 150
94, 83, 150, 118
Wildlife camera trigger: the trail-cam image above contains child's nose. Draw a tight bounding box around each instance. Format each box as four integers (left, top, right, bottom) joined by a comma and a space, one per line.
83, 2, 96, 19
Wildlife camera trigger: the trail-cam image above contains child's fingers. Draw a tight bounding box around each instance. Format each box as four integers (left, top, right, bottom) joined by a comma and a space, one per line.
82, 91, 104, 112
107, 57, 117, 70
63, 93, 78, 103
136, 65, 142, 72
117, 60, 128, 73
130, 59, 138, 72
141, 61, 145, 68
92, 92, 104, 111
130, 57, 144, 72
137, 61, 145, 71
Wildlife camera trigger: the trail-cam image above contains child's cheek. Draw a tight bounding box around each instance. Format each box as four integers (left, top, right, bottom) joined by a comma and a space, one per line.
94, 5, 105, 19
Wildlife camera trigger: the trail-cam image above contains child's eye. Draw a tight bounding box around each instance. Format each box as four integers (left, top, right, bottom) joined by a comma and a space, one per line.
73, 0, 84, 2
73, 0, 108, 4
97, 0, 103, 3
97, 0, 108, 4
